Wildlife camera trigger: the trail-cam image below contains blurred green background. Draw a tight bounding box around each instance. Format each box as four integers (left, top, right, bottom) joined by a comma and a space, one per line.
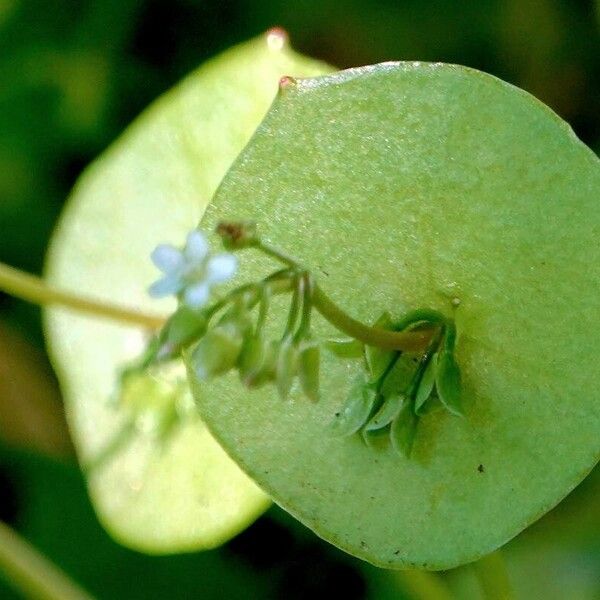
0, 1, 598, 598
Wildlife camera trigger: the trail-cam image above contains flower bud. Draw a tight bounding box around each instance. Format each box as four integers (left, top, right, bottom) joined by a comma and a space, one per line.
191, 323, 243, 380
238, 334, 268, 387
298, 342, 320, 402
275, 337, 298, 399
248, 340, 278, 388
157, 306, 207, 360
215, 221, 258, 250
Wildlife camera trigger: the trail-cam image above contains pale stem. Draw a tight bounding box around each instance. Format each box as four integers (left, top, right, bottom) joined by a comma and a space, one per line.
394, 569, 455, 600
0, 520, 95, 600
473, 550, 514, 600
0, 262, 164, 329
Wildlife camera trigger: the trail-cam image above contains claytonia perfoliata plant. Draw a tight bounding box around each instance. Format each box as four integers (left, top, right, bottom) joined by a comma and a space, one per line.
127, 221, 463, 458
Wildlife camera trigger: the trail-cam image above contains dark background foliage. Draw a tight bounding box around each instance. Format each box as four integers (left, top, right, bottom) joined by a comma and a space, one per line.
0, 1, 598, 598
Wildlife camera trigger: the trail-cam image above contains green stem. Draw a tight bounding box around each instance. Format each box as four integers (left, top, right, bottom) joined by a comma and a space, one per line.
205, 271, 293, 323
252, 240, 298, 268
254, 241, 434, 352
312, 286, 433, 351
0, 520, 95, 600
473, 551, 514, 600
0, 262, 164, 330
394, 569, 454, 600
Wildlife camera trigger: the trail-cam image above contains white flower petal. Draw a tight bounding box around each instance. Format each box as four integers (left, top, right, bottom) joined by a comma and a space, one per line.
184, 231, 209, 263
151, 244, 184, 273
184, 282, 211, 309
148, 273, 184, 298
206, 253, 238, 283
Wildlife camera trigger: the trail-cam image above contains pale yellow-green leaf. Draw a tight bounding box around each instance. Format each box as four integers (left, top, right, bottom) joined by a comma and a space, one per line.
44, 32, 332, 553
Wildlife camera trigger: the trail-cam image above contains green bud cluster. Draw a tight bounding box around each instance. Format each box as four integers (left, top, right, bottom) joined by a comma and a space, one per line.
183, 271, 322, 402
329, 309, 462, 458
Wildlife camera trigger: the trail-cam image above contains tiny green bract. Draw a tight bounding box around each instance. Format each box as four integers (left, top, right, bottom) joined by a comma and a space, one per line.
190, 62, 600, 569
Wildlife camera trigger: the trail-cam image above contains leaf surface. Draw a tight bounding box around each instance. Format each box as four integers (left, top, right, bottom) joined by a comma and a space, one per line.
191, 63, 600, 568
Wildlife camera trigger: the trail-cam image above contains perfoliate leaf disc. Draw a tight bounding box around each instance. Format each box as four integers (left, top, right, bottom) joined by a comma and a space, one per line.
44, 33, 332, 553
190, 63, 600, 568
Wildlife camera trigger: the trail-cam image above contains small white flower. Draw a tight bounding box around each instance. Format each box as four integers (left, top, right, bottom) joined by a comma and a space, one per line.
149, 230, 237, 309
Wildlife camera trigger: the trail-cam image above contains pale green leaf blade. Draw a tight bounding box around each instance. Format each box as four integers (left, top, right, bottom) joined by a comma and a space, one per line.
191, 62, 600, 569
44, 32, 332, 553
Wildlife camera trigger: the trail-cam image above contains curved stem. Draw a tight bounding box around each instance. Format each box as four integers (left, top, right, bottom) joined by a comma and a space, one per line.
252, 241, 298, 268
0, 263, 164, 330
254, 241, 434, 352
0, 520, 95, 600
312, 285, 433, 351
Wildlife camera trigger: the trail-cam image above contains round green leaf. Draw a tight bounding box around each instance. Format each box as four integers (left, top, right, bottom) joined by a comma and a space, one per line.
190, 63, 600, 568
44, 33, 332, 553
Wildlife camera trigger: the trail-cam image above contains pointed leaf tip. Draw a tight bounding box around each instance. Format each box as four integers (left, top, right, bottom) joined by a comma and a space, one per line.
435, 351, 464, 417
390, 401, 418, 458
364, 393, 403, 431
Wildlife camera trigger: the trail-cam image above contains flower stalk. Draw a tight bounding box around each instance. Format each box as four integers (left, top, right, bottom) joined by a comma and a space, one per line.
0, 262, 163, 329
